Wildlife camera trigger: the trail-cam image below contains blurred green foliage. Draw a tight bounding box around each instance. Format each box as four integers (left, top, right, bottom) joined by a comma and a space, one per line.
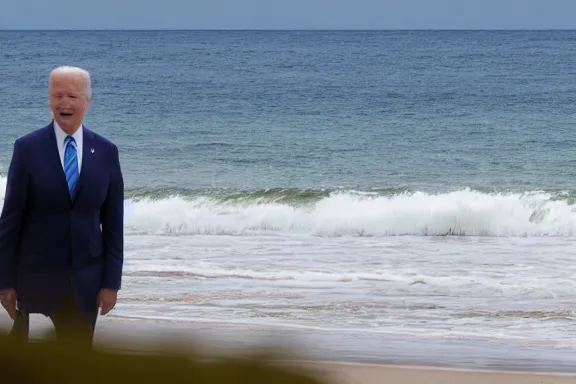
0, 331, 329, 384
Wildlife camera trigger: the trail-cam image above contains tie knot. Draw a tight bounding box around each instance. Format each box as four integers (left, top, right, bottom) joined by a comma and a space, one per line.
65, 135, 76, 146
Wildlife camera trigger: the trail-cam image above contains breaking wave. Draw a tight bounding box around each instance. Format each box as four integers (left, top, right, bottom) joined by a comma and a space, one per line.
121, 187, 576, 237
2, 176, 576, 237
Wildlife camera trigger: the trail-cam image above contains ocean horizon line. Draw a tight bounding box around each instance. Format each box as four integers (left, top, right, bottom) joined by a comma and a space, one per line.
2, 28, 576, 32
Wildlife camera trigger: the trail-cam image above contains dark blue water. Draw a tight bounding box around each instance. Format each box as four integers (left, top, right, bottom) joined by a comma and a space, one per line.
1, 30, 576, 193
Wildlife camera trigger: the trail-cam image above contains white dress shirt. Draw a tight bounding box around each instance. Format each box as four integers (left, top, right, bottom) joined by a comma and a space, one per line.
54, 120, 83, 174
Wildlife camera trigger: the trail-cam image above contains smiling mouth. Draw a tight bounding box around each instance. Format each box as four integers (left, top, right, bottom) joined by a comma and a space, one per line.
60, 112, 73, 117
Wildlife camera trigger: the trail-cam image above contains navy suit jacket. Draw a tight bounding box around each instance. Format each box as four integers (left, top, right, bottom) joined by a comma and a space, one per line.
0, 121, 124, 318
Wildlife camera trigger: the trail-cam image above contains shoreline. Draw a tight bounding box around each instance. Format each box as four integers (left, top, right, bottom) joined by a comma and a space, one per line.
281, 361, 576, 384
103, 316, 576, 374
3, 312, 575, 378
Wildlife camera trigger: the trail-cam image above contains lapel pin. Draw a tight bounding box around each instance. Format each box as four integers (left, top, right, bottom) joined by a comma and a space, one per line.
90, 148, 95, 153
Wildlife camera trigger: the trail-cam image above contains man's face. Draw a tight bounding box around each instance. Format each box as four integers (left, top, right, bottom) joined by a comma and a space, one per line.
49, 73, 91, 134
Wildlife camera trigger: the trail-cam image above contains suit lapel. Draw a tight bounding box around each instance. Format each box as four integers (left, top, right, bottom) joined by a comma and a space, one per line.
72, 127, 95, 205
41, 122, 71, 203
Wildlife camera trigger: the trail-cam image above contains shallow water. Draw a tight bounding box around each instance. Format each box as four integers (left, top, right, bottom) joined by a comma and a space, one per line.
115, 233, 576, 351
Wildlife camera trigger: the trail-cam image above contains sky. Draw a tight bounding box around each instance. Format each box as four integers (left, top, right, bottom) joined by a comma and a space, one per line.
1, 0, 576, 30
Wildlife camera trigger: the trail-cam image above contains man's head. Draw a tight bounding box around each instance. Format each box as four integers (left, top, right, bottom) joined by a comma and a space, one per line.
49, 66, 92, 134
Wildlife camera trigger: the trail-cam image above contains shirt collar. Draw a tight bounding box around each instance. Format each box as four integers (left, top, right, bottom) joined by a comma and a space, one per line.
53, 119, 83, 145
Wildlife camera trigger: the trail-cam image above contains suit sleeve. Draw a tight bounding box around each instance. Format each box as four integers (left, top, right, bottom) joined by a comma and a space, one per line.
100, 143, 124, 290
0, 140, 29, 290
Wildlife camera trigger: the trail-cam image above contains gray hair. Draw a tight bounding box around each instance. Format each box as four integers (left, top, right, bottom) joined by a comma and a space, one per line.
49, 66, 92, 99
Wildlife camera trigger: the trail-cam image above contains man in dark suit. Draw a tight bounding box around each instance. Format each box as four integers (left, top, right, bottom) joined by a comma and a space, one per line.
0, 66, 124, 348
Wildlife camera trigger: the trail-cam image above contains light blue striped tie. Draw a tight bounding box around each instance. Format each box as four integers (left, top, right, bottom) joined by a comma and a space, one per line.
64, 135, 79, 196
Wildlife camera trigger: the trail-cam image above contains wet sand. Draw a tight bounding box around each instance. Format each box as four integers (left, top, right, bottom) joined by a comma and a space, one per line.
1, 312, 575, 384
289, 361, 576, 384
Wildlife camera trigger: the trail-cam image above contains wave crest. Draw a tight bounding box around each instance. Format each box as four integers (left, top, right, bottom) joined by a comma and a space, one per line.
123, 187, 576, 237
1, 176, 575, 237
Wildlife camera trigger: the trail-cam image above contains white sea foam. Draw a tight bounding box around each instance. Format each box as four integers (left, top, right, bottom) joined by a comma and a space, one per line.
113, 233, 576, 348
121, 188, 576, 237
1, 174, 574, 236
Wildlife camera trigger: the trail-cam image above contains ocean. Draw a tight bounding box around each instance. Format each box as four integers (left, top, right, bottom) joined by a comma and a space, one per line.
1, 30, 576, 370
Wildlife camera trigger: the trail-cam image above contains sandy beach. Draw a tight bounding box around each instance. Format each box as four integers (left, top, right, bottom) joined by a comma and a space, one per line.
2, 312, 576, 384
288, 361, 576, 384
